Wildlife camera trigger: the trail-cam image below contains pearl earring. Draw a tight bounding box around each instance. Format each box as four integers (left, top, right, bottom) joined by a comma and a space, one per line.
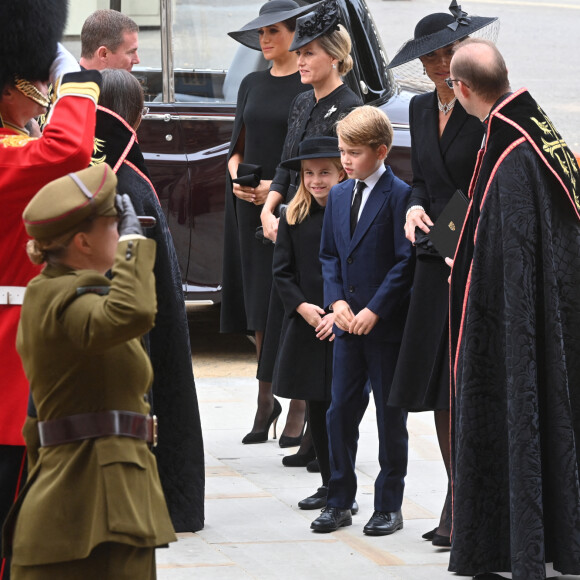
332, 63, 337, 69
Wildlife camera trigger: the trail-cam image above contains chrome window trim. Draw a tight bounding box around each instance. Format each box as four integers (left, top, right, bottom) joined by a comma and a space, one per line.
160, 0, 174, 103
144, 114, 235, 122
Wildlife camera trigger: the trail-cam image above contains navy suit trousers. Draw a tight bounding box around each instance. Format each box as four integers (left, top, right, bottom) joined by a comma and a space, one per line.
326, 334, 408, 512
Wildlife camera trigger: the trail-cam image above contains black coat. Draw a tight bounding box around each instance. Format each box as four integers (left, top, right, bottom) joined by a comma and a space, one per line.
272, 205, 332, 401
449, 90, 580, 579
389, 92, 484, 411
94, 108, 205, 532
406, 91, 484, 229
257, 85, 362, 382
117, 164, 205, 533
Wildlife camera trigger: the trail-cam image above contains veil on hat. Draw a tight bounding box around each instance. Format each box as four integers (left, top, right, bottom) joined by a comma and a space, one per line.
386, 1, 499, 92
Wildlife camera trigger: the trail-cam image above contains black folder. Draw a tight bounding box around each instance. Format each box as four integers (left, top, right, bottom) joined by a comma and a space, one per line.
427, 189, 469, 259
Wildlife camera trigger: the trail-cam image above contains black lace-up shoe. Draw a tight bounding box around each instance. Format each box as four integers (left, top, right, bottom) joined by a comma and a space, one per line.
363, 510, 403, 536
310, 507, 352, 532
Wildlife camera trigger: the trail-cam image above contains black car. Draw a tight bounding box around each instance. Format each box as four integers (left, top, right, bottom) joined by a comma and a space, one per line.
65, 0, 419, 304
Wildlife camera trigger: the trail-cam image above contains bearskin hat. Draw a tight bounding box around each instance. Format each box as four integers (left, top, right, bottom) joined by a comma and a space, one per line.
0, 0, 69, 91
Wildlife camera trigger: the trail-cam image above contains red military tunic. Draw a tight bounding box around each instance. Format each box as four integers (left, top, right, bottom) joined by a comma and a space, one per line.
0, 76, 100, 445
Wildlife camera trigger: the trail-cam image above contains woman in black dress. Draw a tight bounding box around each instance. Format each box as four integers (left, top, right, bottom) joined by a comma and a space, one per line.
221, 0, 317, 444
258, 0, 362, 459
386, 2, 498, 546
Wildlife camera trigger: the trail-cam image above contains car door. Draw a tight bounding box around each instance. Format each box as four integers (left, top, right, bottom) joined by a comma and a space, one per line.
141, 0, 269, 303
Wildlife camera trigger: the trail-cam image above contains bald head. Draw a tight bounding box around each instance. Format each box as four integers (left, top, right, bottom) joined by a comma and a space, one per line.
450, 39, 510, 111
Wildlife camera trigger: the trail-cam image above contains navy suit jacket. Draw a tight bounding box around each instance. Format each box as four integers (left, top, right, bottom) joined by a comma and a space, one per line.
320, 166, 414, 342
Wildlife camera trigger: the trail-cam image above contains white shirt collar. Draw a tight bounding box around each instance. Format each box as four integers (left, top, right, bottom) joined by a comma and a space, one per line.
355, 163, 386, 193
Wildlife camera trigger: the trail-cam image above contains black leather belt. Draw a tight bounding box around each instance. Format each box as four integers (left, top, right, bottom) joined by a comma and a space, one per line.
38, 411, 158, 447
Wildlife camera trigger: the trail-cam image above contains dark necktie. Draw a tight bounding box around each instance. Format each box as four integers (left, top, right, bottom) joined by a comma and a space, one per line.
350, 181, 366, 237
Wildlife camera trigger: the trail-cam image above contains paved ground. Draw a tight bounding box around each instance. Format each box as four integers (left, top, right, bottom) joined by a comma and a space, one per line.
156, 306, 579, 579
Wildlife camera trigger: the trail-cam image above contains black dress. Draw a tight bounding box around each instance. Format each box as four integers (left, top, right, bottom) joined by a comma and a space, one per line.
388, 92, 483, 411
93, 107, 205, 532
220, 70, 308, 333
272, 203, 333, 401
258, 84, 361, 382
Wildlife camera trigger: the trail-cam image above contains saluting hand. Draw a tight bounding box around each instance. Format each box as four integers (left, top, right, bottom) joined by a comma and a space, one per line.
116, 194, 143, 237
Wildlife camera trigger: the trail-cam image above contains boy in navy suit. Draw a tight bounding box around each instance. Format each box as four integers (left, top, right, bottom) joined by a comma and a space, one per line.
312, 106, 414, 535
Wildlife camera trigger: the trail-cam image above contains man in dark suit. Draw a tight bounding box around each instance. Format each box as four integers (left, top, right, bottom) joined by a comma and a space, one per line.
312, 106, 414, 535
79, 9, 140, 72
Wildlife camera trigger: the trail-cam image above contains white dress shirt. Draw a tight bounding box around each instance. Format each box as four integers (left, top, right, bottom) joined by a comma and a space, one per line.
352, 163, 386, 220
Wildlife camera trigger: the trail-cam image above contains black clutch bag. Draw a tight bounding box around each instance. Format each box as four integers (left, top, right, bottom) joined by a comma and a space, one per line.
427, 189, 469, 259
232, 163, 262, 188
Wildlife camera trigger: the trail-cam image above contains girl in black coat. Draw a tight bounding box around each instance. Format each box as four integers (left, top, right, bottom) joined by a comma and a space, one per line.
272, 137, 346, 508
258, 0, 361, 455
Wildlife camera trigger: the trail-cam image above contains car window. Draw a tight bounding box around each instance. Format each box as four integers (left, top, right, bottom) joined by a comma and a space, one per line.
172, 0, 266, 103
62, 0, 267, 105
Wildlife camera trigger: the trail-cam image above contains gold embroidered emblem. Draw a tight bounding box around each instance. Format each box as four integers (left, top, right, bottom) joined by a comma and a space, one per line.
448, 221, 456, 231
90, 137, 107, 165
531, 105, 579, 210
0, 135, 35, 148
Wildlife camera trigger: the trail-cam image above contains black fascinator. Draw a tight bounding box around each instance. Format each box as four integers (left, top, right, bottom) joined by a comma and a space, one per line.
288, 0, 341, 51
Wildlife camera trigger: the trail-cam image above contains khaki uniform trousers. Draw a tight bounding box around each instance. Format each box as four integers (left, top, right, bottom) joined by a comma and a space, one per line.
11, 542, 155, 580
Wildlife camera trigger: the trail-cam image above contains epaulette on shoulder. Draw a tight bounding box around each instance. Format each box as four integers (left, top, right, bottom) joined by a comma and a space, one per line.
76, 285, 110, 297
0, 135, 36, 148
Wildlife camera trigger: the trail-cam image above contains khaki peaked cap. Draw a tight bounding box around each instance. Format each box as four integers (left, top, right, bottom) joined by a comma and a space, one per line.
23, 164, 118, 241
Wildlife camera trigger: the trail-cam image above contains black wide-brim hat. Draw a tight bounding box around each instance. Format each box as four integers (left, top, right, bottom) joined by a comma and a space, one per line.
228, 0, 322, 51
386, 0, 497, 69
0, 0, 68, 91
280, 136, 340, 171
288, 0, 341, 52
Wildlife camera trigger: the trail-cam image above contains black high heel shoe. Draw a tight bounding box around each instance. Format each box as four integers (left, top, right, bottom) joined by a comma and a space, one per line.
281, 445, 316, 467
278, 421, 305, 448
242, 399, 282, 444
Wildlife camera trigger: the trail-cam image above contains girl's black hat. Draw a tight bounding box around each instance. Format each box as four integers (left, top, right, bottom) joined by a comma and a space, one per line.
228, 0, 322, 51
386, 0, 497, 69
281, 136, 340, 171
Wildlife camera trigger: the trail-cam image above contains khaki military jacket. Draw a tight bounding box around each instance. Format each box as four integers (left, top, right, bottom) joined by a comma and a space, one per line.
5, 238, 176, 566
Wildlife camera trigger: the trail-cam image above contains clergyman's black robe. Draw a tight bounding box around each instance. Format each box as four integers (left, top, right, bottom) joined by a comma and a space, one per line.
449, 89, 580, 579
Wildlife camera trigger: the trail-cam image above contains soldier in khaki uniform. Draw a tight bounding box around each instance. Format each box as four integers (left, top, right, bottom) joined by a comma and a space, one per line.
3, 163, 176, 579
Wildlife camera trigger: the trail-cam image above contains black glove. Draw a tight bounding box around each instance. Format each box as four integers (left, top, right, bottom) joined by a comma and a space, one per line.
116, 194, 143, 237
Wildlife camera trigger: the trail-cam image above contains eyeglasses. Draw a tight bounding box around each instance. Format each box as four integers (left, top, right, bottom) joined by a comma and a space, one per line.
141, 106, 150, 117
444, 78, 469, 90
